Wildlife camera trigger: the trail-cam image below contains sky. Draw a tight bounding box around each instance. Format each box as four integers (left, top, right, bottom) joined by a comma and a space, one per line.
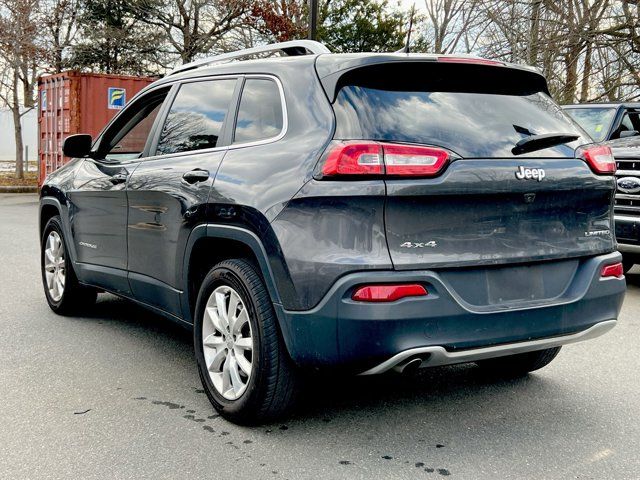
397, 0, 426, 13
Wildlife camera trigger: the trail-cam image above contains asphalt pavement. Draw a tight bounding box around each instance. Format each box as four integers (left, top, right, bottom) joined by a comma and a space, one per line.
1, 193, 639, 480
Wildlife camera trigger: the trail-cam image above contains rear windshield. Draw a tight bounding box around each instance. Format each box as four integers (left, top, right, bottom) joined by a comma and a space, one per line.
563, 107, 616, 142
332, 64, 589, 158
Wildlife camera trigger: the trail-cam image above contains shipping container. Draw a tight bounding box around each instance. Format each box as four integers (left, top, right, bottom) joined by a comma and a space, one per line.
38, 71, 155, 186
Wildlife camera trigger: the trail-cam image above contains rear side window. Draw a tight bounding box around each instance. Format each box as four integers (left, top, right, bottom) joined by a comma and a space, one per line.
332, 63, 589, 158
156, 79, 236, 155
233, 79, 283, 144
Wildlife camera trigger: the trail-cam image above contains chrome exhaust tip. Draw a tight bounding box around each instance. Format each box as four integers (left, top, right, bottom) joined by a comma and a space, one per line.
393, 356, 424, 374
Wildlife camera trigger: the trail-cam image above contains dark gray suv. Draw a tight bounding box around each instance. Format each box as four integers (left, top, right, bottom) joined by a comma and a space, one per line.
39, 40, 626, 424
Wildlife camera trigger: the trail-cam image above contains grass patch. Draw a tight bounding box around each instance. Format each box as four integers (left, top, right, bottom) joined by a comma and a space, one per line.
0, 172, 38, 187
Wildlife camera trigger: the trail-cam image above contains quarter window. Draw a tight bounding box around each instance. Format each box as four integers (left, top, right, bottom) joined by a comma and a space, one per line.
233, 79, 284, 144
156, 79, 236, 155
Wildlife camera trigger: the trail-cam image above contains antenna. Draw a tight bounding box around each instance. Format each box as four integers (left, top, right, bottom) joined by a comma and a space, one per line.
403, 3, 416, 53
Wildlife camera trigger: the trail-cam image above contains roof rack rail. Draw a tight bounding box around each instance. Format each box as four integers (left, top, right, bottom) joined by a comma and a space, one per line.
168, 40, 330, 76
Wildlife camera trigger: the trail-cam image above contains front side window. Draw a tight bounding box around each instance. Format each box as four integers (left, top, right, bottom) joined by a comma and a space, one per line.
156, 79, 237, 155
233, 78, 284, 144
102, 90, 168, 161
612, 111, 640, 139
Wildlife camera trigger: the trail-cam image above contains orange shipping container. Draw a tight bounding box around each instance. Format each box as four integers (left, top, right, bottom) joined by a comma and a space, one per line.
38, 71, 155, 186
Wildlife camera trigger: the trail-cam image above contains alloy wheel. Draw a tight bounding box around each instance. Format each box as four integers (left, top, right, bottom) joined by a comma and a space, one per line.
44, 231, 66, 302
202, 285, 254, 400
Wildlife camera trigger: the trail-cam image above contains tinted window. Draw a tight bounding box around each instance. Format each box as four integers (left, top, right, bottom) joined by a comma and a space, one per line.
233, 79, 283, 144
564, 107, 616, 142
156, 79, 236, 155
333, 65, 589, 158
103, 91, 167, 161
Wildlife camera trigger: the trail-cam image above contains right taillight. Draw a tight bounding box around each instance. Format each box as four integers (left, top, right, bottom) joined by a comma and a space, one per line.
319, 141, 450, 178
577, 144, 616, 174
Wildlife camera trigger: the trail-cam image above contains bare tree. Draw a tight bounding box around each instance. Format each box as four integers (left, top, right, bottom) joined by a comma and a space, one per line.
41, 0, 80, 73
0, 0, 41, 179
137, 0, 249, 64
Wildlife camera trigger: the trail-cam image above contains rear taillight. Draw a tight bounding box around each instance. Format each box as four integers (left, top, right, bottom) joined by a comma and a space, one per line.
601, 262, 624, 279
577, 145, 616, 174
320, 141, 450, 178
352, 284, 428, 302
321, 142, 383, 176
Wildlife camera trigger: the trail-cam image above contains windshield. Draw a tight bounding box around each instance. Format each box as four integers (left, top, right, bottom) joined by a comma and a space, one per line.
563, 107, 616, 142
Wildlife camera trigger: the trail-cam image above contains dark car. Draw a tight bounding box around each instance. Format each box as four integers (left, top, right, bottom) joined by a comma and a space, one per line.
40, 41, 626, 424
563, 103, 640, 272
563, 103, 640, 143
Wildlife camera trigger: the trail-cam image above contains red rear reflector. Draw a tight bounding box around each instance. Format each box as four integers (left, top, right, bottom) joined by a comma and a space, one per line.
437, 56, 504, 66
577, 145, 616, 174
321, 142, 383, 176
352, 284, 428, 302
601, 263, 624, 279
320, 141, 450, 178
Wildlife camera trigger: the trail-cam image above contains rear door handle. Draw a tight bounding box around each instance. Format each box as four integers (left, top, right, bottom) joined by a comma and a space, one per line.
110, 173, 128, 185
182, 169, 210, 184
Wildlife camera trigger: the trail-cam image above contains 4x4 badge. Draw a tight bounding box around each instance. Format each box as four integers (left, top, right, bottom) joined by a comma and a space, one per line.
400, 241, 437, 248
515, 166, 546, 181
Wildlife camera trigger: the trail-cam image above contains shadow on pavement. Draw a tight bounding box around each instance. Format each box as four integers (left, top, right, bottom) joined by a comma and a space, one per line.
75, 292, 562, 428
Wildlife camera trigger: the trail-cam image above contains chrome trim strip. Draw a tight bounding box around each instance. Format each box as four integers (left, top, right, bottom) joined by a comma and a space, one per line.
615, 214, 640, 222
617, 244, 640, 253
125, 74, 288, 164
359, 320, 617, 375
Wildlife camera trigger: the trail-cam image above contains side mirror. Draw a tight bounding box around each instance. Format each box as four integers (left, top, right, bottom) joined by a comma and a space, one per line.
619, 130, 639, 139
63, 134, 93, 158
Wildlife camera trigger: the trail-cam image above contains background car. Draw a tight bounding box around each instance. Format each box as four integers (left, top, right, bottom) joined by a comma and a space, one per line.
564, 103, 640, 272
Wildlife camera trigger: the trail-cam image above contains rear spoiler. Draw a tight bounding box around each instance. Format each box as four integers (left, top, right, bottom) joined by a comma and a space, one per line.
314, 53, 550, 102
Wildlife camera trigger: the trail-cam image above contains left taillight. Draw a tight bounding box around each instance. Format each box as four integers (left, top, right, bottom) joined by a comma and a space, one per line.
577, 144, 616, 174
319, 141, 450, 178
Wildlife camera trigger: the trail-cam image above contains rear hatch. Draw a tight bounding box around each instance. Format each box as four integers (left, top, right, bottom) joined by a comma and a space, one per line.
317, 57, 615, 273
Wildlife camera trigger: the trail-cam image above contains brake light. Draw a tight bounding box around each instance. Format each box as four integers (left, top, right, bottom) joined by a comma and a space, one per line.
601, 262, 624, 279
352, 284, 428, 302
577, 145, 616, 174
320, 141, 450, 178
437, 56, 504, 66
321, 142, 383, 176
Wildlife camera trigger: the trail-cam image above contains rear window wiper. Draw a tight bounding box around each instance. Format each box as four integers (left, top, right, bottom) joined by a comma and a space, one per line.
512, 132, 580, 155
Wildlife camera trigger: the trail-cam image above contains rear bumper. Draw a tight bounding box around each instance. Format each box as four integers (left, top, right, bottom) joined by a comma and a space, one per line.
276, 252, 625, 372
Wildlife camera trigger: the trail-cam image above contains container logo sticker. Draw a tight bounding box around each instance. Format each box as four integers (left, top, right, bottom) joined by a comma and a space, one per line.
108, 87, 126, 109
41, 90, 47, 111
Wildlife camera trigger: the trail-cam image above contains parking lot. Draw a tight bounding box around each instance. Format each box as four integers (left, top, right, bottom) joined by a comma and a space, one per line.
1, 193, 639, 480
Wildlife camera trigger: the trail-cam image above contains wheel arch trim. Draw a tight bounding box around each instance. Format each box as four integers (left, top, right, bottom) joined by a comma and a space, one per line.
39, 196, 79, 264
181, 224, 283, 323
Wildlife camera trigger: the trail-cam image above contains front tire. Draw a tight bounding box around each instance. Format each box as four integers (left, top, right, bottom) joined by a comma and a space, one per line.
194, 259, 299, 424
475, 347, 561, 377
41, 215, 97, 314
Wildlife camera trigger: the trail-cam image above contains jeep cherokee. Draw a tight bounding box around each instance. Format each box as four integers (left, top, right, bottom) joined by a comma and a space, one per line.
39, 40, 626, 424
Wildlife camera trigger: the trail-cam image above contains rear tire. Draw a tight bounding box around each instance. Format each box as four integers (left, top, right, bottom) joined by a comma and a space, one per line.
41, 215, 98, 315
194, 259, 300, 425
475, 347, 561, 377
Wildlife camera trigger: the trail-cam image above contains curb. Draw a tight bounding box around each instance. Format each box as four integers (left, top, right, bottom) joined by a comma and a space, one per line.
0, 186, 38, 193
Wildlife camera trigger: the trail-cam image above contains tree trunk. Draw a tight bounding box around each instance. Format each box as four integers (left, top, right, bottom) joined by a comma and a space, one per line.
579, 41, 592, 102
12, 67, 24, 180
527, 0, 542, 65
